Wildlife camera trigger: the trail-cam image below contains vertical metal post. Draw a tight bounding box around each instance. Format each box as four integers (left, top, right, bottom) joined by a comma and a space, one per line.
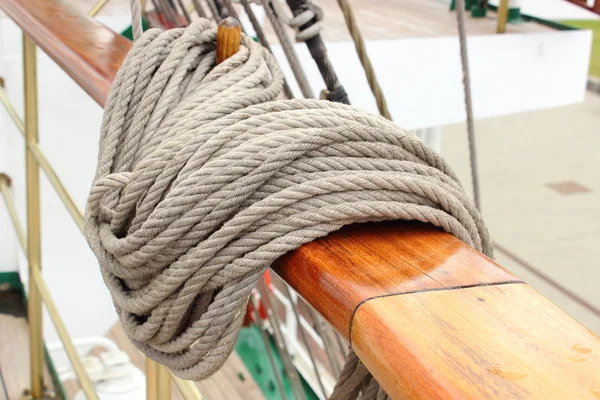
146, 358, 159, 400
496, 0, 509, 33
146, 358, 171, 400
23, 33, 44, 399
157, 364, 172, 400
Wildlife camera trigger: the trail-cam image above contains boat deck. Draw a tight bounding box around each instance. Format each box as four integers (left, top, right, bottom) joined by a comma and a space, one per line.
0, 282, 263, 400
0, 289, 57, 400
262, 0, 555, 42
57, 0, 556, 42
61, 323, 265, 400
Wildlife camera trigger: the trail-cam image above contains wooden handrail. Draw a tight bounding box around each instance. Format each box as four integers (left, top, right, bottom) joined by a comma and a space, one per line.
564, 0, 600, 14
2, 0, 599, 398
0, 0, 130, 106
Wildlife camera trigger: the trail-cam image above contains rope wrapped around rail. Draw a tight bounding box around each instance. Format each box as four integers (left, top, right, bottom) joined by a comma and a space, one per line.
84, 6, 492, 399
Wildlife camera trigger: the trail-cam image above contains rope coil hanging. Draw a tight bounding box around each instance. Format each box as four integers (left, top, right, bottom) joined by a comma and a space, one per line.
85, 3, 492, 398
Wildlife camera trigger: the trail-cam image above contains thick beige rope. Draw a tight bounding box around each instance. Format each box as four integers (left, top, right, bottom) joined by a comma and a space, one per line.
84, 11, 492, 399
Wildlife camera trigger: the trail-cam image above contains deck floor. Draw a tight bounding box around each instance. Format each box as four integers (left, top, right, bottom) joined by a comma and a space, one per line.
260, 0, 555, 42
0, 290, 56, 400
62, 322, 265, 400
56, 0, 555, 42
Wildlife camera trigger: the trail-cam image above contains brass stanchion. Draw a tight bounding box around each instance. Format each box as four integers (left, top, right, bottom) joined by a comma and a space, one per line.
23, 33, 43, 400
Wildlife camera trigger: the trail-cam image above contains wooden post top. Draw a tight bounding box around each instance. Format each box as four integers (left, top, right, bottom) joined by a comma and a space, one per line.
2, 0, 599, 398
217, 17, 241, 64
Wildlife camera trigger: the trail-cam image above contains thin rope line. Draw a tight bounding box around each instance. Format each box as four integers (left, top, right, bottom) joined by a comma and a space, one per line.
455, 0, 481, 211
336, 0, 391, 120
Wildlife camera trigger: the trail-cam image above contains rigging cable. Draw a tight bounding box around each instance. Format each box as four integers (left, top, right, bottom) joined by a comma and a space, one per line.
335, 0, 391, 119
454, 0, 482, 210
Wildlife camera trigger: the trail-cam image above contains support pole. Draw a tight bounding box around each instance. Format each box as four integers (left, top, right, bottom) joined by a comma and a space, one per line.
88, 0, 110, 17
157, 364, 172, 400
23, 33, 44, 400
146, 358, 159, 400
497, 0, 509, 33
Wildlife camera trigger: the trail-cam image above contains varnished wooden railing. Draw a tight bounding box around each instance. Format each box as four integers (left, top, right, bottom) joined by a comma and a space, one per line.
2, 0, 599, 399
564, 0, 600, 15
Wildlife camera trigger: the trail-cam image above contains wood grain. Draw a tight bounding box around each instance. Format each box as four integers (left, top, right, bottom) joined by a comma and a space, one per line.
273, 221, 518, 339
351, 284, 600, 400
0, 314, 55, 400
217, 17, 241, 64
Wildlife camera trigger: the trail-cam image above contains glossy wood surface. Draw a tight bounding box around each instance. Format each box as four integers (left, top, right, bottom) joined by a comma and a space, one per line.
0, 0, 131, 107
351, 284, 600, 399
273, 221, 518, 339
217, 17, 241, 64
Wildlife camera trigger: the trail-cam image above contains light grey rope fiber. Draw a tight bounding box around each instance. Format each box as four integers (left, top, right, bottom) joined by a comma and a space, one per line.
238, 0, 295, 99
85, 9, 492, 399
454, 0, 481, 210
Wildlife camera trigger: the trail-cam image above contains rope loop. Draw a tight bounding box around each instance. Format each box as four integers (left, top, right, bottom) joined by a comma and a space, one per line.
287, 1, 324, 42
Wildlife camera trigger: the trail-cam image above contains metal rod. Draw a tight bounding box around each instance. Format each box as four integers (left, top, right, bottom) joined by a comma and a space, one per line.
171, 373, 204, 400
206, 0, 223, 22
257, 279, 307, 400
250, 292, 289, 400
158, 0, 180, 27
307, 307, 342, 377
146, 358, 159, 400
0, 84, 84, 233
29, 144, 85, 234
191, 0, 208, 19
282, 284, 328, 398
157, 364, 172, 400
31, 268, 99, 400
175, 0, 191, 24
23, 33, 44, 400
0, 174, 27, 251
497, 0, 509, 33
0, 179, 96, 399
88, 0, 111, 17
0, 86, 25, 132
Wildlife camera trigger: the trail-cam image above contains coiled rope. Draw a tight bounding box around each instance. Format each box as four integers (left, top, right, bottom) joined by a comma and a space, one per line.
85, 2, 492, 398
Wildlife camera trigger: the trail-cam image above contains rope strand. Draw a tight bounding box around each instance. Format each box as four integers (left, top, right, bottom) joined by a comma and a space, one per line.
454, 0, 482, 210
336, 0, 391, 120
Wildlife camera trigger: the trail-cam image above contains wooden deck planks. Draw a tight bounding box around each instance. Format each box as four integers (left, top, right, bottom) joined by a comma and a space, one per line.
257, 0, 555, 43
0, 291, 56, 400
